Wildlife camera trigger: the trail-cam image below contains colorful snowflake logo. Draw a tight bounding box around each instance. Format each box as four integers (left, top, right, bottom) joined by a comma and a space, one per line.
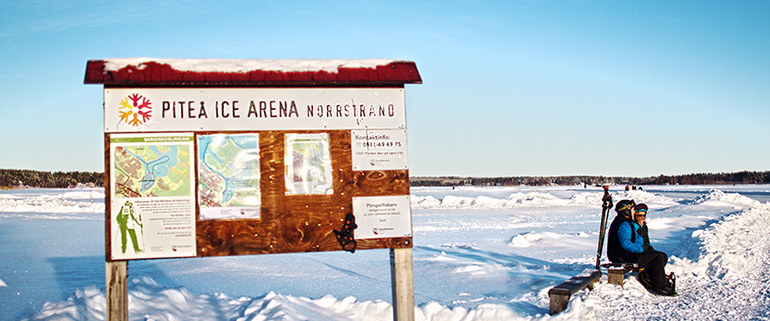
118, 93, 152, 126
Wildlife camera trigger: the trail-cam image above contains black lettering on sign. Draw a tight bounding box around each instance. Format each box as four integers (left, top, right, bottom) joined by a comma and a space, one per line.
162, 101, 170, 118
198, 101, 207, 118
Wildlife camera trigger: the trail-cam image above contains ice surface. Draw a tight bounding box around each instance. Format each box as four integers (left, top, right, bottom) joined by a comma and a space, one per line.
1, 185, 769, 320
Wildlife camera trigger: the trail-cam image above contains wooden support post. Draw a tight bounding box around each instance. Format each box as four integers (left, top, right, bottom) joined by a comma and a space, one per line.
390, 248, 415, 321
586, 277, 599, 290
106, 261, 128, 321
549, 291, 570, 315
608, 268, 625, 286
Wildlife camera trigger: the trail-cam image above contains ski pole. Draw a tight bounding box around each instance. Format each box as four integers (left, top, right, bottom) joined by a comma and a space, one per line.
595, 185, 613, 269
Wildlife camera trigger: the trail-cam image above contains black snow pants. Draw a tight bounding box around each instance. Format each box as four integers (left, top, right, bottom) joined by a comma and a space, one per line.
637, 249, 669, 290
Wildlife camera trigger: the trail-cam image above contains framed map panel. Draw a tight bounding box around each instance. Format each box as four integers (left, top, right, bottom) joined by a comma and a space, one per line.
109, 133, 197, 259
198, 133, 261, 220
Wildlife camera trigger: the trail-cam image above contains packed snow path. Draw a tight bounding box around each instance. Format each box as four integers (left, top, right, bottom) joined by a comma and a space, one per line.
586, 204, 770, 320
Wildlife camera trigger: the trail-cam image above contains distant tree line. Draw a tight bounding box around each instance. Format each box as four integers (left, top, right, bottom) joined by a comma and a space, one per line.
2, 169, 767, 188
0, 169, 104, 188
411, 171, 770, 187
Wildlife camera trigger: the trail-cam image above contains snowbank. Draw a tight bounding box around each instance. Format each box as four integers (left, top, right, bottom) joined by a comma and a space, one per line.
411, 192, 588, 209
0, 189, 104, 214
410, 189, 679, 210
691, 189, 762, 208
23, 275, 530, 321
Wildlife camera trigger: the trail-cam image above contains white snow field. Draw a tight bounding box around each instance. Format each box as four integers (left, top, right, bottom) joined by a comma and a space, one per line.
1, 185, 769, 320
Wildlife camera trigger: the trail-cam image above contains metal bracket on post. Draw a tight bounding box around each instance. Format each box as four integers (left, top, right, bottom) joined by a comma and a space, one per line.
390, 247, 415, 321
106, 261, 128, 321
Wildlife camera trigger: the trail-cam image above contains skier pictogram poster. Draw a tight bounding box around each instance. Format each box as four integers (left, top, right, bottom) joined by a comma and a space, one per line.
109, 133, 196, 260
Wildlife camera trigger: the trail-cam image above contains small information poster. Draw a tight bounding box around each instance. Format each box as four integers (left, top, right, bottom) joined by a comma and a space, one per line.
284, 133, 334, 195
353, 195, 412, 239
198, 133, 261, 220
351, 129, 408, 171
109, 133, 196, 260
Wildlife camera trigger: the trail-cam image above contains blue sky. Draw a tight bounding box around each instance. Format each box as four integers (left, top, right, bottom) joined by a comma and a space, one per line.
1, 1, 768, 177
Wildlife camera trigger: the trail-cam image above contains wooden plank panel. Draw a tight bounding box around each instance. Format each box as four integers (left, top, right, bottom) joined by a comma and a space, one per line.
195, 130, 411, 257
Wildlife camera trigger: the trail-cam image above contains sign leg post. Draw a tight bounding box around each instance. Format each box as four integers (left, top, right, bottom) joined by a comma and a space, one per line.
390, 247, 415, 321
106, 261, 128, 321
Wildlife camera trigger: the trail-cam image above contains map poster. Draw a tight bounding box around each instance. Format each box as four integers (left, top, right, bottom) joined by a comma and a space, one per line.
198, 133, 261, 220
109, 133, 196, 260
284, 133, 333, 195
350, 129, 409, 171
352, 195, 412, 240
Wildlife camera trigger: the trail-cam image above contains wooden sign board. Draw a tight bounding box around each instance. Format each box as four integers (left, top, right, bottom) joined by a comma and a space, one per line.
85, 59, 422, 261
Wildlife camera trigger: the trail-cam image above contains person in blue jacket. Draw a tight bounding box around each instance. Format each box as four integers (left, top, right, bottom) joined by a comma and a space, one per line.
634, 203, 653, 251
607, 199, 675, 296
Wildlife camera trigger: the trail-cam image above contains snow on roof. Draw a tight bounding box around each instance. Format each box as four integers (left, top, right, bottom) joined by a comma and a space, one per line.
102, 58, 402, 74
85, 58, 422, 86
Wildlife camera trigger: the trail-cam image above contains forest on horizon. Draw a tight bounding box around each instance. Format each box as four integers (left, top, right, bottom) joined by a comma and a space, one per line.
408, 171, 770, 186
1, 169, 768, 189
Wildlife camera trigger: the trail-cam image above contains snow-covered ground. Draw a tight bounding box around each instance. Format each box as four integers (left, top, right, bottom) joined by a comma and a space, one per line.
1, 185, 769, 320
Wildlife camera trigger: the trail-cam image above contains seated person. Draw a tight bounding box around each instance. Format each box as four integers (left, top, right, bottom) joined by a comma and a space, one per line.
634, 203, 653, 251
607, 200, 675, 296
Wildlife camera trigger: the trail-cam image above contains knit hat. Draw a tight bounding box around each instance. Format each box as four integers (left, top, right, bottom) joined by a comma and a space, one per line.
615, 200, 635, 213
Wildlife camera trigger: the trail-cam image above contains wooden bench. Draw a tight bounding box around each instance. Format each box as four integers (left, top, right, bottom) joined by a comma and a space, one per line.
601, 263, 638, 286
548, 270, 602, 315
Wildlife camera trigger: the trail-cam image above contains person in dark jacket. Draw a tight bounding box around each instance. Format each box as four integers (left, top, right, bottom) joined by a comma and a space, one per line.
607, 199, 675, 296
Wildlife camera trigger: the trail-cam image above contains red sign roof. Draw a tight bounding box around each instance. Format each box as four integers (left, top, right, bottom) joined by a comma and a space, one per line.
85, 58, 421, 87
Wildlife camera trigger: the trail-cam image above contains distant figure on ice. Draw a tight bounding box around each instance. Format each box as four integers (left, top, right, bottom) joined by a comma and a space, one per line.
625, 184, 630, 191
607, 200, 676, 296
